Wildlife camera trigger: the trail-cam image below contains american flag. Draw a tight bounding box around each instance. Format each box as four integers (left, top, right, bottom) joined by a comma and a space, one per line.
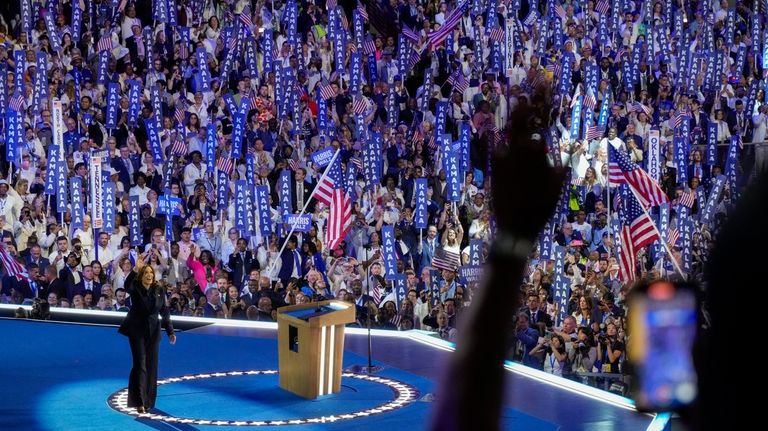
554, 4, 567, 20
326, 0, 338, 10
446, 70, 468, 93
426, 135, 438, 152
427, 0, 468, 48
586, 125, 605, 141
216, 157, 234, 175
571, 177, 584, 186
174, 99, 187, 125
371, 278, 383, 306
239, 5, 253, 30
363, 37, 376, 55
583, 88, 597, 110
676, 191, 695, 208
340, 12, 349, 30
287, 158, 301, 171
353, 96, 367, 115
608, 145, 669, 208
670, 110, 688, 129
97, 32, 113, 52
356, 0, 368, 21
390, 314, 403, 327
8, 94, 25, 112
349, 158, 363, 171
407, 48, 423, 69
489, 27, 504, 43
320, 84, 337, 100
595, 0, 610, 15
618, 195, 660, 283
431, 247, 461, 272
0, 244, 30, 281
402, 25, 420, 43
631, 102, 653, 117
227, 31, 239, 51
315, 155, 352, 250
667, 228, 680, 247
171, 139, 188, 156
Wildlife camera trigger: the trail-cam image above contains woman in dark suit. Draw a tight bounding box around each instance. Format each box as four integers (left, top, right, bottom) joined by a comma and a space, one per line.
118, 253, 176, 413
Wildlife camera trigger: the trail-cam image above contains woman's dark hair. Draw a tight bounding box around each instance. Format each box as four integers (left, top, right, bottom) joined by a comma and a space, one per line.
137, 266, 155, 286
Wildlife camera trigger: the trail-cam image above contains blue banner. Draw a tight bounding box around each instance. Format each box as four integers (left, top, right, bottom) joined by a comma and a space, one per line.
205, 124, 216, 168
13, 51, 24, 93
420, 69, 433, 112
381, 225, 398, 279
44, 146, 59, 195
96, 50, 109, 84
311, 147, 335, 168
56, 150, 68, 213
145, 119, 163, 165
127, 81, 142, 126
553, 245, 569, 325
468, 239, 483, 265
699, 175, 726, 225
282, 214, 312, 232
435, 101, 448, 137
725, 136, 740, 198
105, 83, 120, 129
363, 136, 382, 189
5, 106, 22, 162
102, 182, 116, 234
0, 63, 6, 117
675, 137, 688, 185
129, 195, 141, 246
538, 222, 553, 260
245, 182, 256, 235
680, 217, 694, 273
256, 185, 272, 235
262, 30, 274, 76
231, 107, 247, 159
216, 169, 229, 210
196, 48, 212, 92
43, 10, 62, 51
234, 180, 247, 231
32, 52, 48, 115
414, 178, 428, 229
350, 53, 363, 95
570, 96, 583, 141
446, 148, 462, 202
279, 170, 292, 214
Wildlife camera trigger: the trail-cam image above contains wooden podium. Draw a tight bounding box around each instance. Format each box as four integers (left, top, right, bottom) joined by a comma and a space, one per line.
276, 300, 355, 399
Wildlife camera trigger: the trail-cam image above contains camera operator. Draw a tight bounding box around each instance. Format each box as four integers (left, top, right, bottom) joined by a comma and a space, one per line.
530, 334, 569, 376
510, 312, 541, 369
596, 321, 624, 373
571, 326, 597, 375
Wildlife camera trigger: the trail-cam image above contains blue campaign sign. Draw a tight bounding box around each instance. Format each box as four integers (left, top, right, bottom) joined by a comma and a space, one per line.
256, 185, 272, 235
279, 170, 292, 215
217, 169, 229, 210
70, 177, 84, 230
381, 225, 398, 280
234, 180, 248, 230
157, 193, 182, 216
192, 227, 203, 242
102, 182, 116, 234
129, 195, 142, 246
468, 239, 484, 265
311, 147, 335, 168
458, 265, 483, 284
282, 214, 312, 232
414, 178, 428, 229
394, 275, 408, 311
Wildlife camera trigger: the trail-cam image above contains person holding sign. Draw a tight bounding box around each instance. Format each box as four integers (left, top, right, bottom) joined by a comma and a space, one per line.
118, 251, 176, 413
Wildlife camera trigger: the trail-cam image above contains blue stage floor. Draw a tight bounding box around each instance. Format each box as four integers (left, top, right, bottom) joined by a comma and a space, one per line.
0, 317, 659, 430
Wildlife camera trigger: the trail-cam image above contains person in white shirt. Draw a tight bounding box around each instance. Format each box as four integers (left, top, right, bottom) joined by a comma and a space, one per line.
183, 151, 207, 196
89, 231, 115, 267
129, 172, 151, 205
754, 104, 768, 175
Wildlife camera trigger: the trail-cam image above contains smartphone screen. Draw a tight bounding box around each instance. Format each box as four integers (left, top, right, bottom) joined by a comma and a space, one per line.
629, 281, 698, 412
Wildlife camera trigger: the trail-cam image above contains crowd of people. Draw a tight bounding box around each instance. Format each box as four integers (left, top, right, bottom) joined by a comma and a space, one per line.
0, 0, 759, 394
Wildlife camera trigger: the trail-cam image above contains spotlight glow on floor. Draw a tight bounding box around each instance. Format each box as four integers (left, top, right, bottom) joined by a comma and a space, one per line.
107, 370, 420, 426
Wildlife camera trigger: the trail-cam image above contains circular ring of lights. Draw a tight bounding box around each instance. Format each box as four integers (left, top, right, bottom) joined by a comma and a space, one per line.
107, 369, 420, 426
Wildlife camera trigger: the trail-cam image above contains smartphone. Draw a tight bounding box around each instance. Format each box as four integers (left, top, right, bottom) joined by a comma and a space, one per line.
628, 280, 698, 412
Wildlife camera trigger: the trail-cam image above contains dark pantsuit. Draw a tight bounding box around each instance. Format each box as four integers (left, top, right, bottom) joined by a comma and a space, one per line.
128, 332, 161, 408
